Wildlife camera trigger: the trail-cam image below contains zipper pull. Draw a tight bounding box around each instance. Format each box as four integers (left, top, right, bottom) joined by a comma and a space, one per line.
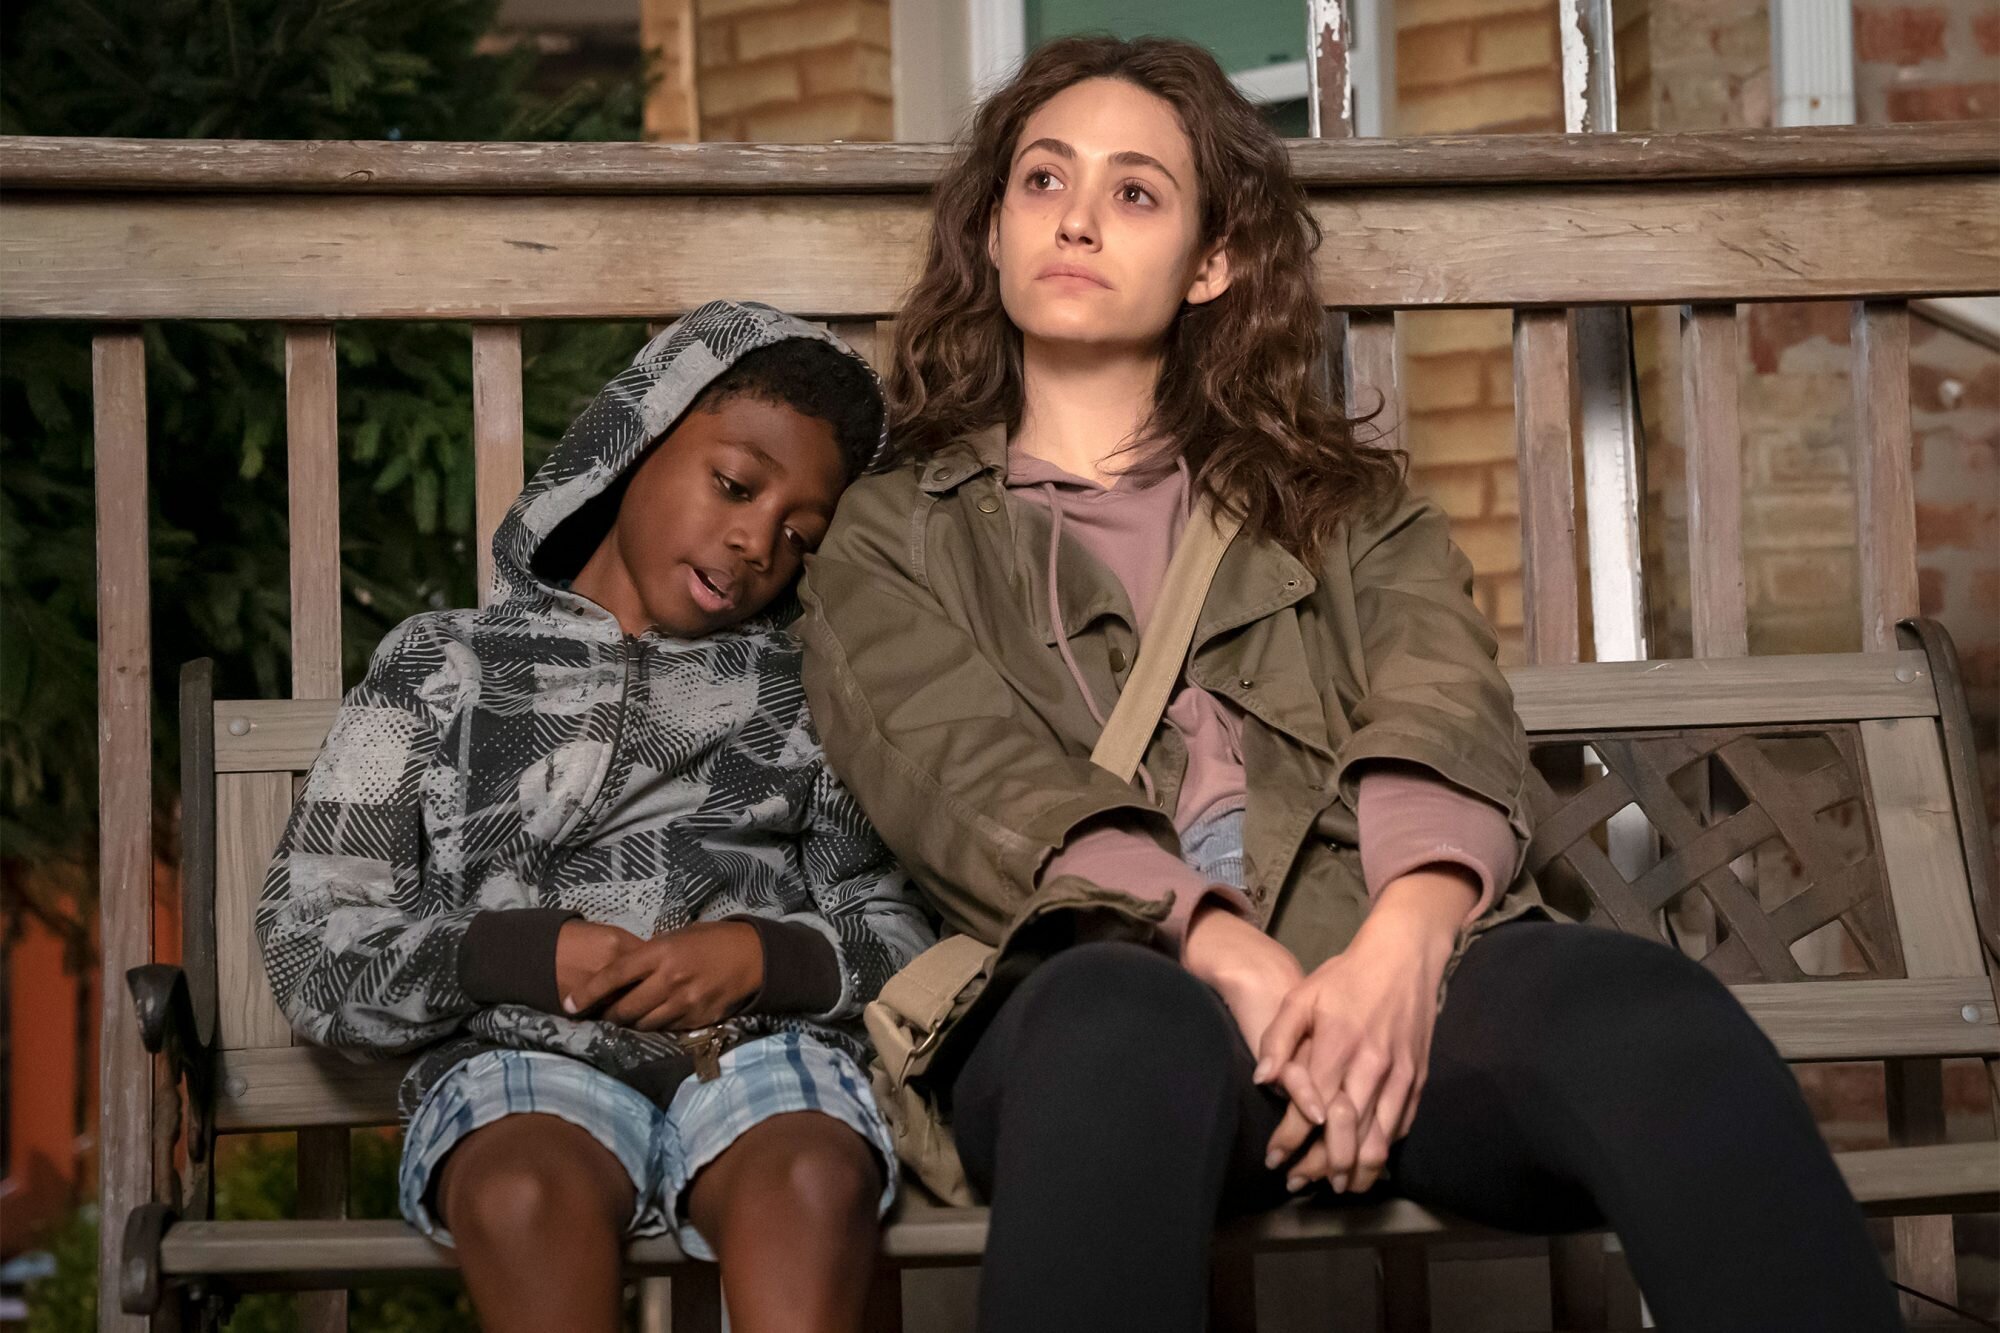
685, 1029, 723, 1082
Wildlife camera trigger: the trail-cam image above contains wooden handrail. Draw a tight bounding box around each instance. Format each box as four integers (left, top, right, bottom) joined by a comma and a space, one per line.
3, 122, 1994, 195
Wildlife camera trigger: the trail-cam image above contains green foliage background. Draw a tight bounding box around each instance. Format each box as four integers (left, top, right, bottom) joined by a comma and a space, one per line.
0, 0, 649, 941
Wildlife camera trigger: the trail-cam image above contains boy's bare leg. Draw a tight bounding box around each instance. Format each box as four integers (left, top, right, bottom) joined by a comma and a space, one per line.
685, 1110, 884, 1333
436, 1113, 637, 1333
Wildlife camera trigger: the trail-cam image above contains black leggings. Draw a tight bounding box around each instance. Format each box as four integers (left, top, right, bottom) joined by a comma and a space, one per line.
949, 922, 1901, 1333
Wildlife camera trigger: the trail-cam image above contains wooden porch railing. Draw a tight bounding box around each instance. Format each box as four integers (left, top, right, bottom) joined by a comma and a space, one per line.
2, 120, 1995, 1331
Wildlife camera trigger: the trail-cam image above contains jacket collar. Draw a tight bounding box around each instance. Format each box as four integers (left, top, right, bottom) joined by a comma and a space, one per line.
918, 423, 1008, 494
919, 425, 1333, 760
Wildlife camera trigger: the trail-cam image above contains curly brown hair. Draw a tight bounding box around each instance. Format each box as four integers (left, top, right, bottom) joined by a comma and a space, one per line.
886, 33, 1404, 562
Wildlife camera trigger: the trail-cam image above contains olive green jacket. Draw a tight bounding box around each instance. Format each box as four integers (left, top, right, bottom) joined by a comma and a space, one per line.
797, 424, 1541, 1200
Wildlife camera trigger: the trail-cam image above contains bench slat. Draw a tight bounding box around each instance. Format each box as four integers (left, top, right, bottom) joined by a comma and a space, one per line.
215, 772, 297, 1050
153, 1142, 2000, 1287
214, 700, 338, 774
1732, 977, 1997, 1061
209, 652, 1944, 774
213, 977, 1999, 1132
1508, 651, 1938, 731
215, 1047, 407, 1132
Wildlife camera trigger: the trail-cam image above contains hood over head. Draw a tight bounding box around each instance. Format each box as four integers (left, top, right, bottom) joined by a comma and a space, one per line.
487, 300, 886, 620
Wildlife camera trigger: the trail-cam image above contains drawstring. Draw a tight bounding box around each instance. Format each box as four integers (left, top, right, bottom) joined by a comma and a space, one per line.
1043, 487, 1105, 729
1043, 482, 1158, 803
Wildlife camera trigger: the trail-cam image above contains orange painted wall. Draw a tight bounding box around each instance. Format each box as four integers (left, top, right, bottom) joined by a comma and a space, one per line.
2, 861, 176, 1256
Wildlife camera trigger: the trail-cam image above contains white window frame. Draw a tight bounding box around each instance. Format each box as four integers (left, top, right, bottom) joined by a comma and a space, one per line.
926, 0, 1397, 138
968, 0, 1028, 102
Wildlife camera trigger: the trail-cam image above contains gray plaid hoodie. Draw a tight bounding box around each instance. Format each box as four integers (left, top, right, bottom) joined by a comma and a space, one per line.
256, 301, 935, 1115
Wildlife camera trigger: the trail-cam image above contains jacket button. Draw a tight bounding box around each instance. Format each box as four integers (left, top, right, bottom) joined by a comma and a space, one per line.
977, 496, 999, 513
1239, 677, 1253, 689
1108, 647, 1127, 673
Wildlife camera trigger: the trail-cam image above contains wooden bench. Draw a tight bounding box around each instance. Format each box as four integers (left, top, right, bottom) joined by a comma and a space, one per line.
119, 618, 2000, 1331
4, 120, 1993, 1330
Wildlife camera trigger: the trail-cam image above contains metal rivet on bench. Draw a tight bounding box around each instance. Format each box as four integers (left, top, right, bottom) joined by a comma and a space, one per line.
227, 717, 251, 736
1965, 1005, 1982, 1023
1894, 666, 1918, 683
225, 1075, 247, 1097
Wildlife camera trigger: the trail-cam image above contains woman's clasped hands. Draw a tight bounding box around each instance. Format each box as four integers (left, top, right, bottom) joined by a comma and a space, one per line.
1184, 867, 1478, 1198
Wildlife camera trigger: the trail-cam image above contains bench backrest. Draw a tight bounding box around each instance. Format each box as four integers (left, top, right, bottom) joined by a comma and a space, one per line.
186, 635, 1999, 1135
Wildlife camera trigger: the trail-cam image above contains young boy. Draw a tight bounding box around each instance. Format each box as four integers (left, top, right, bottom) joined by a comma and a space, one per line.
256, 301, 934, 1333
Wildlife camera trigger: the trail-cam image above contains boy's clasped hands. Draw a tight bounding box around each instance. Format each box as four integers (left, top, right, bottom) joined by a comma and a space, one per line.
555, 918, 763, 1032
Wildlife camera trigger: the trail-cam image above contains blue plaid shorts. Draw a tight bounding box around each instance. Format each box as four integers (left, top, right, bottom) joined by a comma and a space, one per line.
398, 1033, 897, 1261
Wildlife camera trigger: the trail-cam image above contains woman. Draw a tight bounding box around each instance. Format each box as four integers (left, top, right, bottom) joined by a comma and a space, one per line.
798, 35, 1898, 1333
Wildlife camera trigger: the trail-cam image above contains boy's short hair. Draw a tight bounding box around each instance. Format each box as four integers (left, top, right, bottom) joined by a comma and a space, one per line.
692, 337, 884, 480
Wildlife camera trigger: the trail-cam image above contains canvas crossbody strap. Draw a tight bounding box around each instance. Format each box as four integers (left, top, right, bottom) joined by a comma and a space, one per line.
1088, 497, 1245, 783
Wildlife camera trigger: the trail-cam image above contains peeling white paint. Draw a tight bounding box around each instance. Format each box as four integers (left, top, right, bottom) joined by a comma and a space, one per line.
1306, 0, 1351, 139
1558, 0, 1590, 134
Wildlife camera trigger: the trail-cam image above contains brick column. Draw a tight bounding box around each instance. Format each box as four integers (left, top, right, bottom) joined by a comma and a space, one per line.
697, 0, 892, 142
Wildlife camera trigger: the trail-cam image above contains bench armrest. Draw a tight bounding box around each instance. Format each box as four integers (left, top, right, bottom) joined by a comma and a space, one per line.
126, 963, 215, 1164
121, 964, 221, 1316
1902, 618, 2000, 969
129, 962, 197, 1056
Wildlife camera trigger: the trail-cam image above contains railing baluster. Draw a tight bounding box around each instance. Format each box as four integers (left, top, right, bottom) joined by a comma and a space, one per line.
1852, 300, 1918, 653
285, 326, 343, 698
472, 324, 525, 608
284, 321, 350, 1333
1343, 310, 1401, 446
93, 327, 152, 1333
1513, 308, 1582, 665
1682, 303, 1749, 658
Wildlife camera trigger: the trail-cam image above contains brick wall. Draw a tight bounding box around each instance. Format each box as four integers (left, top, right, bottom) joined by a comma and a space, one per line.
695, 0, 892, 143
1396, 0, 1565, 134
1854, 0, 1999, 118
1637, 0, 1773, 133
1393, 0, 1564, 666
